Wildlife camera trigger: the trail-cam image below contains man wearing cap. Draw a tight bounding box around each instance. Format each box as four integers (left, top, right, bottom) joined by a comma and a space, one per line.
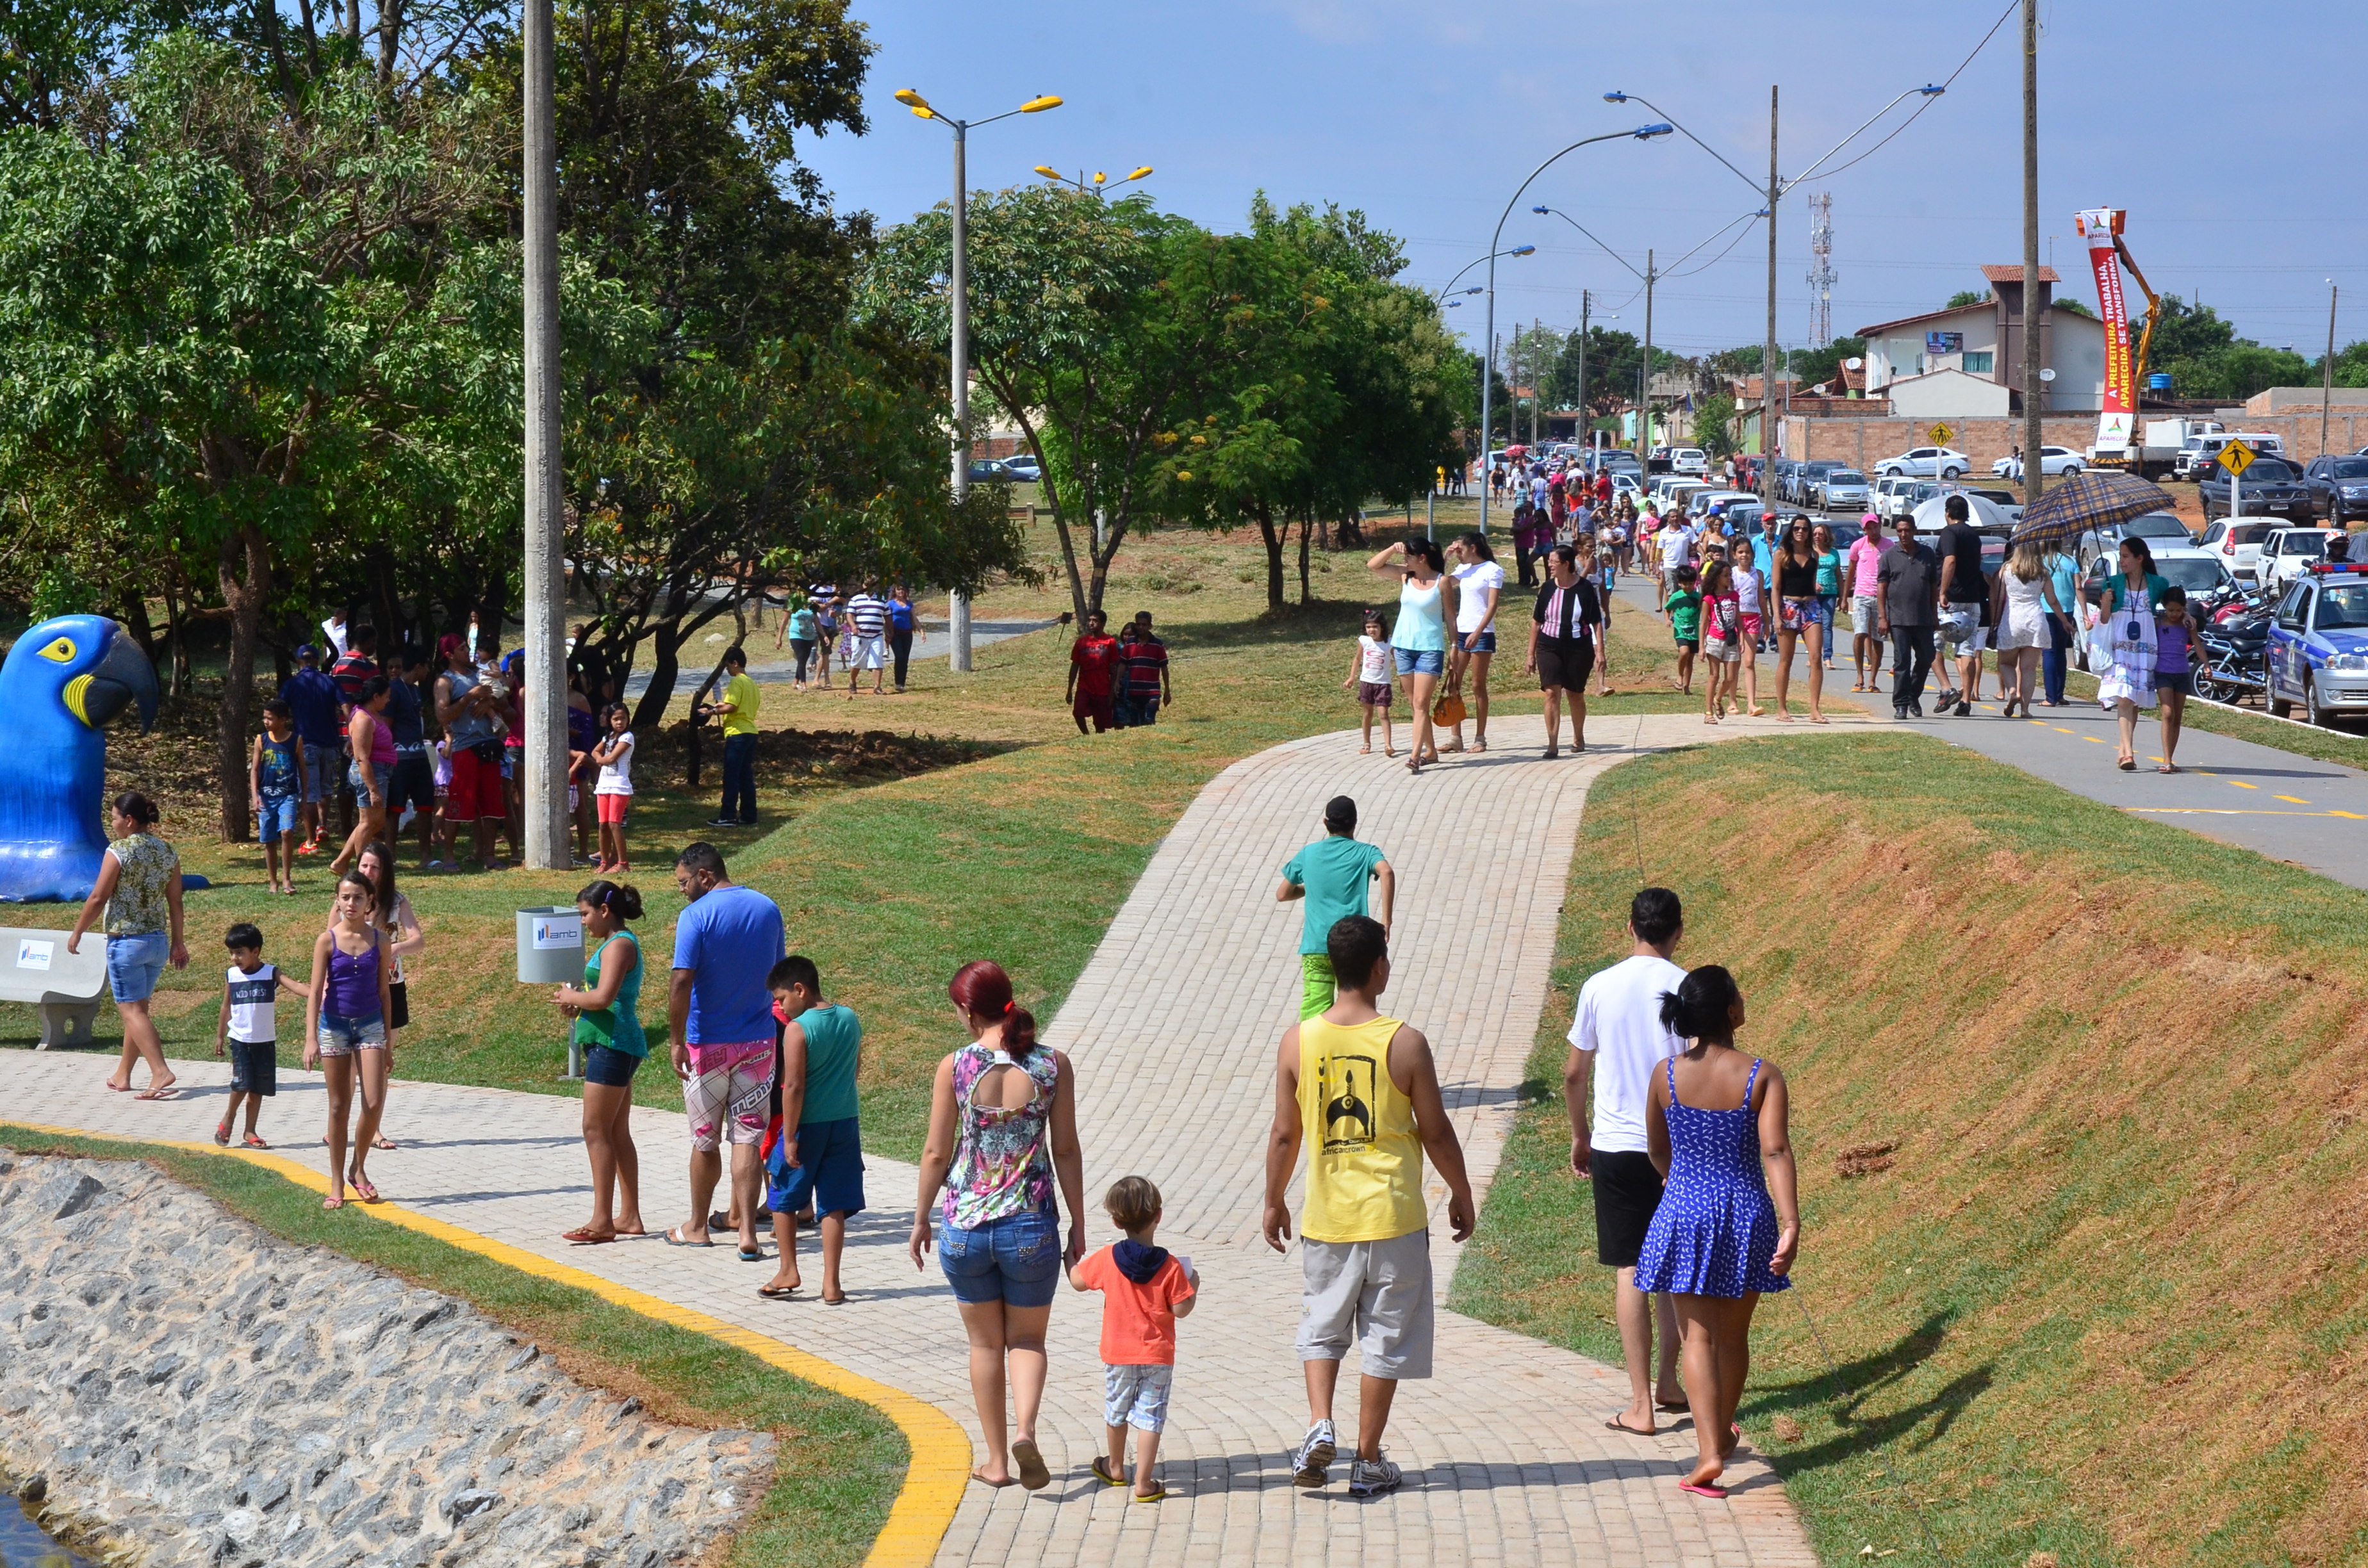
1275, 797, 1395, 1022
279, 644, 344, 854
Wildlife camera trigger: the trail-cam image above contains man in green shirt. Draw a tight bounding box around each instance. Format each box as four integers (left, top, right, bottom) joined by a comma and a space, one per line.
703, 646, 762, 828
1276, 796, 1395, 1021
761, 954, 864, 1303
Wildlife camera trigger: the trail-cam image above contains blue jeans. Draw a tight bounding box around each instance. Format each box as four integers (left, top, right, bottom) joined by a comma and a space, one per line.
719, 733, 757, 823
106, 930, 170, 1004
939, 1208, 1061, 1307
299, 742, 343, 806
2042, 646, 2068, 705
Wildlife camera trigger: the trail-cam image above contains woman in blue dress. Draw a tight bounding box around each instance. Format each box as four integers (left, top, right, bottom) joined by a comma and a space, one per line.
1635, 965, 1800, 1498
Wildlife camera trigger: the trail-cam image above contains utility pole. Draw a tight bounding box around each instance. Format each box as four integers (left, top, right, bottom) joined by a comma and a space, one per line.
520, 0, 566, 870
2324, 281, 2340, 459
1638, 249, 1656, 473
1761, 86, 1779, 510
1531, 318, 1543, 446
1577, 291, 1590, 450
947, 124, 974, 671
2020, 0, 2043, 508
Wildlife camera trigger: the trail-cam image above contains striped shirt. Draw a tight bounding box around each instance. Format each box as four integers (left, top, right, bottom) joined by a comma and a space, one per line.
1532, 579, 1604, 642
844, 593, 888, 638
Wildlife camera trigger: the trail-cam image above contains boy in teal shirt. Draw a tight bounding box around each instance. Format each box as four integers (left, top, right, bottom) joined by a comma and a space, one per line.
1275, 796, 1395, 1021
760, 956, 864, 1304
1664, 565, 1702, 695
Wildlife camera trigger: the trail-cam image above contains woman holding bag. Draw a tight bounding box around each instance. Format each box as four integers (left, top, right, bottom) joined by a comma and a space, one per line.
1369, 538, 1457, 774
2090, 537, 2169, 772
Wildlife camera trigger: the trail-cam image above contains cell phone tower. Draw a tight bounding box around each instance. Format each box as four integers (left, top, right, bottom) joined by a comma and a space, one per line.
1805, 191, 1836, 348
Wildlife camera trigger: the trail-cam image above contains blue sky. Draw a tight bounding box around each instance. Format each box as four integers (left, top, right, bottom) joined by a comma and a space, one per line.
800, 1, 2365, 361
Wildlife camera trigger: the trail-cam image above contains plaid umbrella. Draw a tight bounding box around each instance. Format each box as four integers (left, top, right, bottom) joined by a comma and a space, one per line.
2007, 469, 2178, 548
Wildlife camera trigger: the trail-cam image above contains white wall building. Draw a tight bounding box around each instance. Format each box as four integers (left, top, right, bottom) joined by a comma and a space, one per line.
1858, 265, 2107, 415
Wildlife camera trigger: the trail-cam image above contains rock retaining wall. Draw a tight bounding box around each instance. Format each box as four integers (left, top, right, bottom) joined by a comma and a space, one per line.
0, 1150, 774, 1568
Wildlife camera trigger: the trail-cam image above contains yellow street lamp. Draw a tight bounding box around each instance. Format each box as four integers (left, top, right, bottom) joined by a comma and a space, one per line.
1037, 164, 1155, 197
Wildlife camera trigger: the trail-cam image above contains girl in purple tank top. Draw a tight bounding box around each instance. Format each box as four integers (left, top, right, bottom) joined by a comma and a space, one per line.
306, 870, 397, 1209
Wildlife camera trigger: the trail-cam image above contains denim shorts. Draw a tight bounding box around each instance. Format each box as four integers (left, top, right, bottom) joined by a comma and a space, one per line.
583, 1044, 642, 1087
1392, 647, 1445, 677
106, 929, 170, 1004
349, 759, 393, 801
299, 742, 344, 805
1456, 630, 1497, 655
939, 1208, 1061, 1308
317, 1011, 387, 1056
257, 791, 300, 839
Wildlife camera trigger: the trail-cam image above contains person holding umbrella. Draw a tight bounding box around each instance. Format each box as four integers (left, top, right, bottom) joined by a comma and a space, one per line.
2007, 471, 2182, 765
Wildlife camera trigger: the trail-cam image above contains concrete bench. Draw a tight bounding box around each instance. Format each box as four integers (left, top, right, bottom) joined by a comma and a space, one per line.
0, 928, 110, 1048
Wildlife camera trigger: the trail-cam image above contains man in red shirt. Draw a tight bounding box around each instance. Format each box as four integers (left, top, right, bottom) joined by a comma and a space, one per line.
1067, 610, 1121, 733
1593, 470, 1613, 509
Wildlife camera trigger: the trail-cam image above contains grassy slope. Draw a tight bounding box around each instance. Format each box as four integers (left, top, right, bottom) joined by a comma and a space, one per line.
0, 1127, 904, 1568
13, 510, 1696, 1161
1449, 730, 2368, 1567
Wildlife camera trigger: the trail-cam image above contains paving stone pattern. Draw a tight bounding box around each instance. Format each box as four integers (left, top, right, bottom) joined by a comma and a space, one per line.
0, 711, 1832, 1566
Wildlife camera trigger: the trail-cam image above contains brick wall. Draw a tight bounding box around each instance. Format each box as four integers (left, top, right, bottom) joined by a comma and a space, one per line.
1783, 410, 2368, 472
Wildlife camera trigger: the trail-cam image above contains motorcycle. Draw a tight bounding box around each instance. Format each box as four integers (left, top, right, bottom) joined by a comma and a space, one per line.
2192, 628, 2266, 705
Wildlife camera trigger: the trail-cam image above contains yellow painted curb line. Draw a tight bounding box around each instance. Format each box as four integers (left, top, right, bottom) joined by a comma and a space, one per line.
1, 1120, 967, 1568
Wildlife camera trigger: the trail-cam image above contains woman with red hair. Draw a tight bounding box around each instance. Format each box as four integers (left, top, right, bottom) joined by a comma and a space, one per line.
910, 961, 1087, 1490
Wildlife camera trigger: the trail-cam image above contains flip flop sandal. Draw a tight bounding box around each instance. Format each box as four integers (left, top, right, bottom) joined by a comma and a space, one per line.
1091, 1457, 1126, 1487
562, 1227, 616, 1245
1010, 1439, 1051, 1491
737, 1246, 767, 1262
1654, 1401, 1690, 1413
664, 1228, 715, 1248
374, 1136, 397, 1151
1605, 1416, 1654, 1435
821, 1293, 850, 1306
756, 1284, 802, 1299
136, 1086, 181, 1100
104, 1081, 131, 1093
349, 1175, 380, 1204
214, 1120, 232, 1147
1131, 1485, 1167, 1503
242, 1134, 270, 1149
1678, 1480, 1729, 1499
969, 1469, 1017, 1489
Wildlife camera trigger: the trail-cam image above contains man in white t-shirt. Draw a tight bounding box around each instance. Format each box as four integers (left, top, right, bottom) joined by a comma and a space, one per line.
1563, 886, 1687, 1435
1443, 532, 1506, 754
1657, 520, 1694, 620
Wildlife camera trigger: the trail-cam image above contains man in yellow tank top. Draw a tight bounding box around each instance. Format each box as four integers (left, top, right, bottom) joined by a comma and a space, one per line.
1262, 915, 1475, 1498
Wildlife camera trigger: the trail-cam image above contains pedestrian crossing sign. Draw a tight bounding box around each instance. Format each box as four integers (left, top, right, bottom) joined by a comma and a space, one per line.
2219, 437, 2257, 477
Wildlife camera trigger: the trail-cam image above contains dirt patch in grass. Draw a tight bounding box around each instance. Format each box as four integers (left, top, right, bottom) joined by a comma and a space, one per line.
1452, 731, 2368, 1567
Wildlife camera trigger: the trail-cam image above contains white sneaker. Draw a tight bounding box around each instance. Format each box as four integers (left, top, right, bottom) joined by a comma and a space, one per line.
1347, 1453, 1403, 1498
1292, 1419, 1336, 1487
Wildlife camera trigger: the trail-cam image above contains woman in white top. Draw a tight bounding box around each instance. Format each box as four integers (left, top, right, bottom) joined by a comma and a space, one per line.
591, 702, 636, 874
1367, 536, 1456, 774
1988, 539, 2070, 721
1443, 532, 1506, 753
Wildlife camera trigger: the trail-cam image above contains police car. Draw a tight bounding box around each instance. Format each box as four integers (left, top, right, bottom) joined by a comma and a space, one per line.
2265, 559, 2368, 725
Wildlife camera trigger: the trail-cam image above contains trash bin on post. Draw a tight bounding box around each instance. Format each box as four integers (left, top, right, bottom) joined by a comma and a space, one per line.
517, 906, 586, 1078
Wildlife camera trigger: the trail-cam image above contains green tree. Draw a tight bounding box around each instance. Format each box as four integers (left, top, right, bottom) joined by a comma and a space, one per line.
1945, 289, 1986, 309
2324, 341, 2368, 389
1691, 391, 1738, 459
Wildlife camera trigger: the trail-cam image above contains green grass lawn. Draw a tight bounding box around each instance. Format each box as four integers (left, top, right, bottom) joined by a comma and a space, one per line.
21, 513, 1696, 1161
0, 1125, 905, 1568
1449, 730, 2368, 1567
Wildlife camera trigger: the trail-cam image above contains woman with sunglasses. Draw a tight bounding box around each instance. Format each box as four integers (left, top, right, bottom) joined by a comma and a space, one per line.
1770, 516, 1828, 723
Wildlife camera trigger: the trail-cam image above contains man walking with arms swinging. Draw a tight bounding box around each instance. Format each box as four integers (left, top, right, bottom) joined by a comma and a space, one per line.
1265, 915, 1476, 1496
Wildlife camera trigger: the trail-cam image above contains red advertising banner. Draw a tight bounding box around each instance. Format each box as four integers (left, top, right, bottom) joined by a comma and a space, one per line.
2076, 208, 2134, 452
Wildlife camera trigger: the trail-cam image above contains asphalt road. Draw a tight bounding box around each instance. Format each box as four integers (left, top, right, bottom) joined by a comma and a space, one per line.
1596, 567, 2368, 890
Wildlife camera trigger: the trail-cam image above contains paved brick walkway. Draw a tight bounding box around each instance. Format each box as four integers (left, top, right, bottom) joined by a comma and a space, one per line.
0, 710, 1831, 1566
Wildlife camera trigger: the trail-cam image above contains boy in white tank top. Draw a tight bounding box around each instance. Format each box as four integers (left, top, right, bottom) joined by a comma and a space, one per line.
214, 922, 302, 1148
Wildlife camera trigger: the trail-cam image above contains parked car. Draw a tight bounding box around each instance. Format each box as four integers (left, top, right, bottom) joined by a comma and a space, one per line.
2073, 510, 2194, 572
1811, 468, 1871, 511
2077, 546, 2235, 607
1788, 460, 1848, 504
2257, 527, 2339, 594
2267, 563, 2368, 724
1874, 446, 1972, 480
1991, 446, 2084, 480
1689, 489, 1759, 523
2303, 454, 2368, 525
999, 452, 1043, 482
2198, 518, 2280, 582
1876, 477, 1941, 521
965, 457, 1012, 484
2198, 455, 2313, 522
1670, 446, 1709, 477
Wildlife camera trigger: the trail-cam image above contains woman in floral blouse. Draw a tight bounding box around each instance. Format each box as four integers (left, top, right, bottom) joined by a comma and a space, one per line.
66, 791, 188, 1098
908, 960, 1087, 1492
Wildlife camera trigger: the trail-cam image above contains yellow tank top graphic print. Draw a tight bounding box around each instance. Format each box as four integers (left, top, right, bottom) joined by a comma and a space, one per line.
1297, 1014, 1427, 1244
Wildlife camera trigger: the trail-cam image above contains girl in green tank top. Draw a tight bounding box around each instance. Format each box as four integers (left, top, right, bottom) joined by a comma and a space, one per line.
554, 879, 648, 1243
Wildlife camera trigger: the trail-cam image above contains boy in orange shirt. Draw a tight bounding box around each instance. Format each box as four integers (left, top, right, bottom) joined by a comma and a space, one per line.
1067, 1175, 1199, 1500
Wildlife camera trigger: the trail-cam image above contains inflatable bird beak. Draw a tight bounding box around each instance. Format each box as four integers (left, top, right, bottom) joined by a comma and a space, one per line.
65, 624, 161, 735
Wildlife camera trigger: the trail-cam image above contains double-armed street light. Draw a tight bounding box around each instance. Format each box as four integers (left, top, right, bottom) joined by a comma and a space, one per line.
1476, 124, 1671, 533
1034, 165, 1154, 197
894, 86, 1064, 671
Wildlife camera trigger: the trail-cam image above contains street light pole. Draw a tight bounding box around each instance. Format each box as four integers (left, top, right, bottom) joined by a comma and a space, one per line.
1577, 290, 1590, 447
2021, 0, 2043, 507
894, 87, 1063, 674
1477, 123, 1671, 535
1640, 249, 1656, 473
1763, 86, 1779, 509
521, 0, 566, 870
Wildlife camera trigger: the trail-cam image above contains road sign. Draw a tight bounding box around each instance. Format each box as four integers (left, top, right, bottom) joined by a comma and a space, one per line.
1928, 423, 1953, 445
2219, 437, 2258, 477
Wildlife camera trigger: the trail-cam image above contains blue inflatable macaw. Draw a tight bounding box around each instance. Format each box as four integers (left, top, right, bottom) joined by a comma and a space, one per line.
0, 614, 165, 902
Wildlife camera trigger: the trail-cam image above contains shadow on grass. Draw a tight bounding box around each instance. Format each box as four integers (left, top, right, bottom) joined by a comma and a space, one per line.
1747, 1308, 1994, 1474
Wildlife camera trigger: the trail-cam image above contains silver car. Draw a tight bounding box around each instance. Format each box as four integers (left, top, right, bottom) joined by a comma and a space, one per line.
1812, 469, 1870, 510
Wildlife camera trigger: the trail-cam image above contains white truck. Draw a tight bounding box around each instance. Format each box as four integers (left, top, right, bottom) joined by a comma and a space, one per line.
2130, 418, 2221, 480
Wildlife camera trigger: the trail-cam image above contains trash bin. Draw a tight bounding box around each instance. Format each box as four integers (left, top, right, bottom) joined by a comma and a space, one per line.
516, 906, 584, 984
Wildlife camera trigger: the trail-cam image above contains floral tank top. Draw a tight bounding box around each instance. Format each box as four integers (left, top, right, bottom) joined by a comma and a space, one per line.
104, 833, 177, 936
941, 1042, 1059, 1229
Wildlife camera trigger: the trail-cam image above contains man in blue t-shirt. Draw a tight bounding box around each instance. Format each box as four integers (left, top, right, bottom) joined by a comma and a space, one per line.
1275, 796, 1394, 1022
667, 842, 785, 1254
279, 644, 344, 851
